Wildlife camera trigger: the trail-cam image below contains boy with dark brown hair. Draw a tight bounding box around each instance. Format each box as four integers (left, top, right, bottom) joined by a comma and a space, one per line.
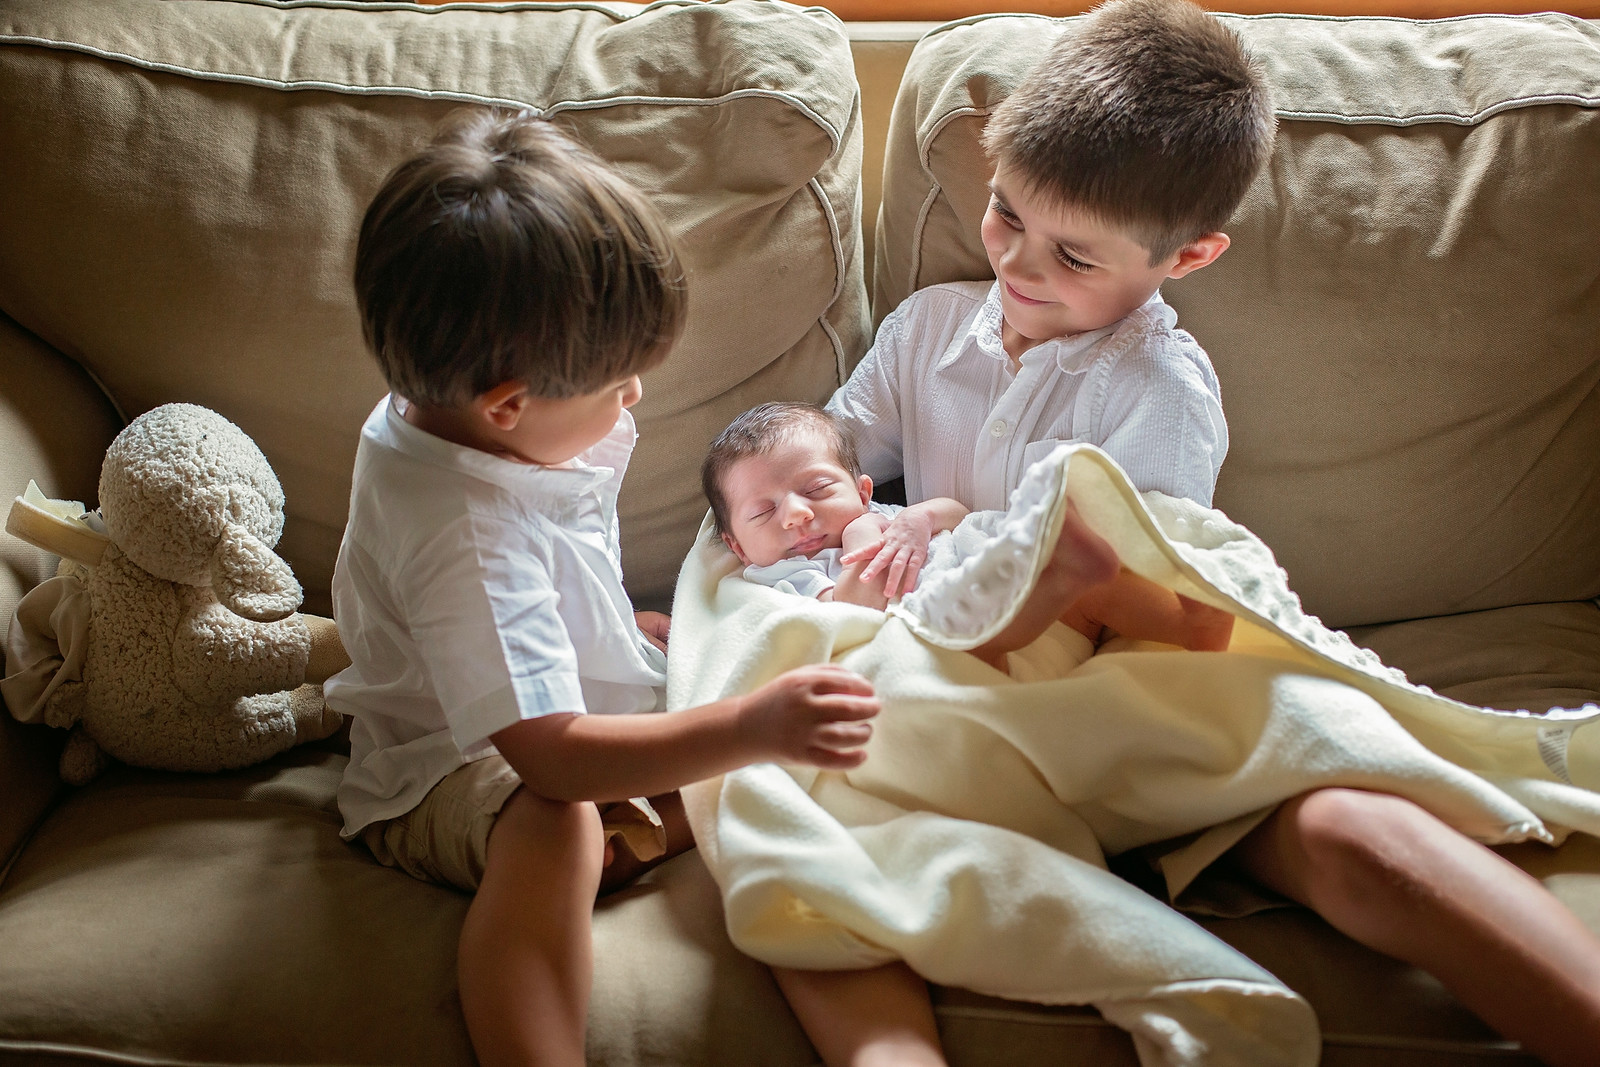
329, 110, 882, 1067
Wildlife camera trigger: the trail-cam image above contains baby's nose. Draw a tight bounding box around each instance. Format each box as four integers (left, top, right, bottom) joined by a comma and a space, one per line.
780, 496, 813, 526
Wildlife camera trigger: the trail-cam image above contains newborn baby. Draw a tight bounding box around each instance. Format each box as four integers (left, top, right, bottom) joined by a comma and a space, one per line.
701, 402, 1233, 667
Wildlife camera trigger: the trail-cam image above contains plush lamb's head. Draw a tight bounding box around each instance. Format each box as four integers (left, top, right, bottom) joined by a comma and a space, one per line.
97, 404, 302, 622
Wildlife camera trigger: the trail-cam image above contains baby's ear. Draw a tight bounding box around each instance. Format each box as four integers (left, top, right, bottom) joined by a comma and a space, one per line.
720, 532, 751, 566
857, 474, 873, 507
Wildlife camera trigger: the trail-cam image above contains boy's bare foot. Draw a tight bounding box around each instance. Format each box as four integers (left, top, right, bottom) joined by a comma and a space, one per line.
1177, 594, 1234, 651
970, 504, 1119, 663
1040, 504, 1120, 601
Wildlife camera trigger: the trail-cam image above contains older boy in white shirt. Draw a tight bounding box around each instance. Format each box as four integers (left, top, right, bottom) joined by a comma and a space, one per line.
802, 3, 1600, 1066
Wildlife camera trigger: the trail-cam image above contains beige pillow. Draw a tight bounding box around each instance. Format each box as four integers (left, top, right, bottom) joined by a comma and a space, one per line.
877, 13, 1600, 628
0, 0, 866, 611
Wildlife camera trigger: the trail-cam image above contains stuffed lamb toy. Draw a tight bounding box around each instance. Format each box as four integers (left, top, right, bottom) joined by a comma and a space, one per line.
2, 403, 347, 784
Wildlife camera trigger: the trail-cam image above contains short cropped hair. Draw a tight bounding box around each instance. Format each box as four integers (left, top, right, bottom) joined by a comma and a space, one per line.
981, 0, 1275, 263
701, 402, 861, 537
354, 109, 686, 406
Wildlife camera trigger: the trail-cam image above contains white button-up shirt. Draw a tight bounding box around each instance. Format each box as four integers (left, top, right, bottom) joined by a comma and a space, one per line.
327, 398, 665, 837
828, 281, 1227, 510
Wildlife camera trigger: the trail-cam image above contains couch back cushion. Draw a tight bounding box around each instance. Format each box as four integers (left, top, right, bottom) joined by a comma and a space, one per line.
0, 0, 866, 612
878, 12, 1600, 628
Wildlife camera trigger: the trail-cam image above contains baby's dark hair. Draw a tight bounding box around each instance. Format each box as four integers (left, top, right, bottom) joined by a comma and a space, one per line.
354, 109, 686, 406
981, 0, 1275, 263
701, 402, 861, 537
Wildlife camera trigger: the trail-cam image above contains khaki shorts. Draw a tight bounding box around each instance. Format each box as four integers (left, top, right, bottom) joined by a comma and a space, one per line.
360, 755, 667, 892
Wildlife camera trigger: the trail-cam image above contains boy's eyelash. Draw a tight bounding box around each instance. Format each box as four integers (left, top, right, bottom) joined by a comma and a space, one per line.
1055, 247, 1093, 273
993, 196, 1092, 272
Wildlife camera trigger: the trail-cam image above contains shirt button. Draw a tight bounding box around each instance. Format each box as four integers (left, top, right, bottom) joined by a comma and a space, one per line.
990, 420, 1007, 438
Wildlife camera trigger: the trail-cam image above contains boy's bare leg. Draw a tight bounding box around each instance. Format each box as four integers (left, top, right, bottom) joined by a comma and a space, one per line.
773, 962, 949, 1067
1231, 787, 1600, 1067
971, 505, 1119, 668
459, 789, 604, 1067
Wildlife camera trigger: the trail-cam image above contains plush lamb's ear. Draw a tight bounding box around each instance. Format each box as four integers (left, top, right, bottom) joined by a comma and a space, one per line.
211, 521, 302, 622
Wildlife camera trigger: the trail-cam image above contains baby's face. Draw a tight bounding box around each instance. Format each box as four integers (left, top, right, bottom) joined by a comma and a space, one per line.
719, 429, 872, 568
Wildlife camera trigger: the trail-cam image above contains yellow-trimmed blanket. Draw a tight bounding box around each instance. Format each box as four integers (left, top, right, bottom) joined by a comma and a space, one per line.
669, 444, 1600, 1067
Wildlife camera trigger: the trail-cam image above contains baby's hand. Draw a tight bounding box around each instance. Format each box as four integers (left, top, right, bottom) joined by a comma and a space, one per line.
739, 664, 879, 769
841, 510, 936, 600
635, 610, 671, 653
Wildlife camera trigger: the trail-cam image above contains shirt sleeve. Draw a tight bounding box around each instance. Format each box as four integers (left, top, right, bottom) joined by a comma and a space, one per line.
1093, 332, 1229, 507
827, 304, 909, 484
401, 514, 587, 754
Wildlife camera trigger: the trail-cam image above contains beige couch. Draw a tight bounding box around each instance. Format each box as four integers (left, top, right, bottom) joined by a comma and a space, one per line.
2, 1, 1597, 1063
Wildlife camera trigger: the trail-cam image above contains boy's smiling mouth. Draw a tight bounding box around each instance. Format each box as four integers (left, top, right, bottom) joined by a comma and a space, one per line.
1004, 280, 1047, 306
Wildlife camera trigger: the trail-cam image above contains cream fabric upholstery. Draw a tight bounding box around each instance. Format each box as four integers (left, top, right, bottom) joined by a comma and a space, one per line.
0, 0, 867, 611
2, 4, 1599, 1065
875, 12, 1600, 628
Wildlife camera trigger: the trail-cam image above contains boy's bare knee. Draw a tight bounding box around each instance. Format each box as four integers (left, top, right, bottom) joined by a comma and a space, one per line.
489, 789, 604, 874
1282, 789, 1444, 906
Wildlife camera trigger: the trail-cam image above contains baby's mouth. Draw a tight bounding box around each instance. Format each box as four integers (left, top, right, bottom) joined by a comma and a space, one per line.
791, 533, 828, 556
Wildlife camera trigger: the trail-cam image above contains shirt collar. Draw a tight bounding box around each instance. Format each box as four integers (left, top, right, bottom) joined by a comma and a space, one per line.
368, 396, 629, 510
958, 281, 1174, 375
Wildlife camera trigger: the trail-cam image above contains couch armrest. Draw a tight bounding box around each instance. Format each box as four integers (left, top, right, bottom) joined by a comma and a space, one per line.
0, 310, 122, 874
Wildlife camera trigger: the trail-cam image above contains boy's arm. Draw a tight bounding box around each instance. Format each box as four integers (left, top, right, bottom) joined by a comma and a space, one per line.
839, 497, 968, 600
491, 663, 879, 804
825, 304, 911, 484
1096, 338, 1227, 507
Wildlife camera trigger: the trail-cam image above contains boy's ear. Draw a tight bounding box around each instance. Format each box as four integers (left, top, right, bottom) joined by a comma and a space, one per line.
857, 474, 873, 507
474, 381, 532, 431
720, 531, 752, 566
1165, 232, 1231, 280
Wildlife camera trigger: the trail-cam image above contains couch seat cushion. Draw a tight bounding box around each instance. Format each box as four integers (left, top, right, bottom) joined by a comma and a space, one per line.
1346, 600, 1600, 712
4, 742, 1597, 1066
0, 749, 823, 1067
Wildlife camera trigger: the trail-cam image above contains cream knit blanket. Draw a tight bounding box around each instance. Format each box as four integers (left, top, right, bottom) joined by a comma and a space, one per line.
669, 444, 1600, 1067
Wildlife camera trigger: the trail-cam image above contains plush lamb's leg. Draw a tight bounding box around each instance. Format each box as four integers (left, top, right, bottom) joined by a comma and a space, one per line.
59, 724, 114, 786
